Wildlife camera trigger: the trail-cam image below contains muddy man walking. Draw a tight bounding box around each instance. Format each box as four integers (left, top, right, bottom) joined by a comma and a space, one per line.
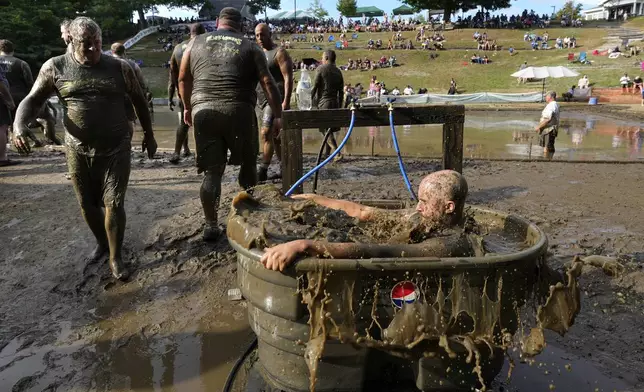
254, 23, 293, 182
12, 17, 157, 280
178, 7, 283, 241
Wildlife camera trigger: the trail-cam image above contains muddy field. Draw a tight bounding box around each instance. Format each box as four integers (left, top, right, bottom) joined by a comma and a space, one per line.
1, 150, 644, 391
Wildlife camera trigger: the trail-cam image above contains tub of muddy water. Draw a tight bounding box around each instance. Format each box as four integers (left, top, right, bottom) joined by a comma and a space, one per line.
227, 186, 549, 392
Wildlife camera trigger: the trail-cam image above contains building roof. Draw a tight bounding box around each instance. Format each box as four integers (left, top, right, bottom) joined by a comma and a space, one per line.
199, 0, 255, 20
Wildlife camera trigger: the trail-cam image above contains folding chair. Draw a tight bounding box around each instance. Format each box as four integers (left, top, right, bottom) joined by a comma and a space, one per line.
567, 53, 574, 61
335, 41, 342, 49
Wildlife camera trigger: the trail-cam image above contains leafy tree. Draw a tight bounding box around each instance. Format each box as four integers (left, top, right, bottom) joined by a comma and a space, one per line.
337, 0, 357, 17
308, 0, 329, 19
402, 0, 511, 21
554, 1, 583, 20
417, 13, 426, 23
247, 0, 281, 20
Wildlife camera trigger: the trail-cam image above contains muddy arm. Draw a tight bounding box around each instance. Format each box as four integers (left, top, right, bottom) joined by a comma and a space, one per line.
14, 60, 56, 136
178, 40, 194, 112
276, 48, 293, 110
122, 62, 153, 136
261, 237, 477, 272
293, 194, 376, 221
168, 52, 178, 103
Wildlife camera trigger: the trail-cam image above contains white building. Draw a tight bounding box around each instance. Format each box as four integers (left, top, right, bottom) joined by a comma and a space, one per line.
582, 0, 644, 20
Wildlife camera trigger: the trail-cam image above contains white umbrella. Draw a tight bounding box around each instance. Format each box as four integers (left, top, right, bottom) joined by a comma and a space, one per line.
511, 66, 580, 101
511, 66, 579, 79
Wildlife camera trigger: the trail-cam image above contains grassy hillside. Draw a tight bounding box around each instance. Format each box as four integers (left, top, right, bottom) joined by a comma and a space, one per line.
126, 27, 644, 98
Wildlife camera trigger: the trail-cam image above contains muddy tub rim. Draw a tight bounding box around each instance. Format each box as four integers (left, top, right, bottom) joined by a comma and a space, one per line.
227, 204, 548, 273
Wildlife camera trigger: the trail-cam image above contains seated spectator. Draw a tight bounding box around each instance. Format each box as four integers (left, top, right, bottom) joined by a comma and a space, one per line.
388, 55, 396, 67
563, 85, 575, 102
379, 55, 387, 67
368, 39, 375, 50
376, 39, 382, 49
403, 85, 414, 95
620, 73, 631, 92
633, 75, 643, 93
391, 86, 401, 95
578, 75, 589, 89
418, 87, 428, 94
509, 46, 515, 55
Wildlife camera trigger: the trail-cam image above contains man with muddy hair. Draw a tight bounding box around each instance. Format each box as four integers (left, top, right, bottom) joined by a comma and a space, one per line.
311, 50, 344, 160
167, 23, 206, 163
178, 7, 283, 241
254, 23, 293, 182
60, 19, 73, 53
261, 170, 472, 271
12, 16, 157, 280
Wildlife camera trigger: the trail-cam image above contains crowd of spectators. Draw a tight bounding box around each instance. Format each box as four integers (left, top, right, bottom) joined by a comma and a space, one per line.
455, 10, 551, 29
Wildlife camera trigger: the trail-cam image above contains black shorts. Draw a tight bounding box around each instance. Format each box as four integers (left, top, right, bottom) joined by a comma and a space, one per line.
192, 103, 257, 172
539, 129, 557, 152
66, 147, 132, 208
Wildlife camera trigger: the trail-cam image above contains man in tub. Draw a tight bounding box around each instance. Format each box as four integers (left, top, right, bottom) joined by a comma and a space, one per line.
261, 170, 481, 271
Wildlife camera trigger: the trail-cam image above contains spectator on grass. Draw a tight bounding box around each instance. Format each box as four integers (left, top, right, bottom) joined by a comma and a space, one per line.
517, 61, 528, 84
391, 86, 401, 95
578, 75, 589, 89
632, 75, 643, 93
620, 73, 631, 92
563, 85, 575, 102
403, 85, 413, 95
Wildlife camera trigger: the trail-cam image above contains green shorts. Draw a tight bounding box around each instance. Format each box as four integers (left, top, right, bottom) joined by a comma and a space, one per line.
66, 147, 131, 208
192, 103, 257, 172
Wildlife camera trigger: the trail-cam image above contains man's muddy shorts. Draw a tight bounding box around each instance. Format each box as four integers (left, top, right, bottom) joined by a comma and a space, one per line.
539, 128, 557, 152
192, 103, 257, 172
66, 147, 131, 208
317, 100, 340, 134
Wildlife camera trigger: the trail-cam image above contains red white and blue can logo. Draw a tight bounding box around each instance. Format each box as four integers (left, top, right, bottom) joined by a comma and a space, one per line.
391, 281, 420, 308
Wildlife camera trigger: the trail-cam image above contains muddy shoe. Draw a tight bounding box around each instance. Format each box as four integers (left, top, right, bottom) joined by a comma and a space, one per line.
109, 259, 130, 281
268, 169, 282, 180
203, 223, 222, 242
168, 153, 180, 164
182, 149, 192, 157
258, 166, 268, 183
333, 153, 344, 163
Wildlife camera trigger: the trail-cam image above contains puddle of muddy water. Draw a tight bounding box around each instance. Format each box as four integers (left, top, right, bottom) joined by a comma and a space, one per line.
119, 109, 644, 162
494, 339, 631, 391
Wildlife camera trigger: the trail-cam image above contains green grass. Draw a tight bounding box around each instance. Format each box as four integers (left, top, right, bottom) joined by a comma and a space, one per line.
127, 27, 644, 98
624, 16, 644, 29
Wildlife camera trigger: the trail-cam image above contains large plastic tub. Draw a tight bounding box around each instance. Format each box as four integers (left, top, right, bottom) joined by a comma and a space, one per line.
228, 200, 548, 392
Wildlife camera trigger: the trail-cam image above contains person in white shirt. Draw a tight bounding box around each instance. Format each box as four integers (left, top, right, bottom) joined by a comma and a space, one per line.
578, 75, 589, 89
535, 91, 560, 159
403, 85, 413, 95
620, 73, 630, 92
391, 87, 401, 95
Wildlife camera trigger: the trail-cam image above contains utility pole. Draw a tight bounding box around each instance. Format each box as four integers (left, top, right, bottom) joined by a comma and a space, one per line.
294, 0, 296, 21
551, 5, 556, 18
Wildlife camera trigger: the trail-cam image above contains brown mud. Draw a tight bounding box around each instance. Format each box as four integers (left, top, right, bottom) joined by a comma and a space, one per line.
1, 151, 644, 391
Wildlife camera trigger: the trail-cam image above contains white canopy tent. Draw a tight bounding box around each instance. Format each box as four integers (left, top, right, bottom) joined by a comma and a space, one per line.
511, 66, 580, 100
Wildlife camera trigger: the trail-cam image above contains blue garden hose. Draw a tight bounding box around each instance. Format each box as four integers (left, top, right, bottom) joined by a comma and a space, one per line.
388, 104, 417, 201
284, 106, 357, 196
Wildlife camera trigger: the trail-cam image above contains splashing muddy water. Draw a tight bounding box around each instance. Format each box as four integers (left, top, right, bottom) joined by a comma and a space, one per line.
229, 187, 627, 392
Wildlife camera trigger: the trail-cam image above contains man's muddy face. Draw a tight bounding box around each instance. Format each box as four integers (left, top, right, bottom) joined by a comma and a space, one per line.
415, 187, 455, 225
72, 33, 102, 65
255, 27, 271, 49
60, 27, 70, 44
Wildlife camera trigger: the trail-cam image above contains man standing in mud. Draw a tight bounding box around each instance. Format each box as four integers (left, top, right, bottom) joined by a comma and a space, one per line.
12, 17, 157, 280
0, 40, 33, 127
111, 42, 149, 131
178, 7, 283, 241
311, 50, 344, 160
167, 23, 206, 164
254, 23, 293, 182
535, 91, 560, 159
261, 170, 473, 271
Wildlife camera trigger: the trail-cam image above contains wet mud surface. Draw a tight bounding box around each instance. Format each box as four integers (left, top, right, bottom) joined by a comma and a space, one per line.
1, 151, 644, 391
